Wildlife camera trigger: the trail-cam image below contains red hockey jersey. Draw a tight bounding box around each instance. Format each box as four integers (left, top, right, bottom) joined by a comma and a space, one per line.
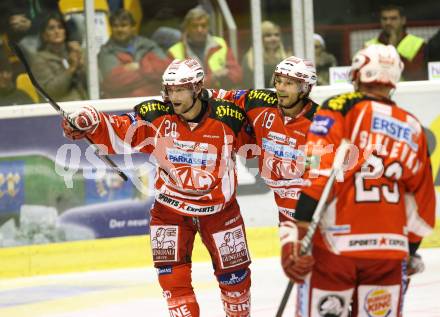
88, 98, 253, 217
296, 92, 436, 259
213, 89, 319, 222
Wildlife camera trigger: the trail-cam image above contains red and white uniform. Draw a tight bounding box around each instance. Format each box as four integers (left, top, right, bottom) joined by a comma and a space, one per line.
89, 98, 252, 217
294, 92, 436, 317
213, 89, 318, 222
88, 97, 254, 317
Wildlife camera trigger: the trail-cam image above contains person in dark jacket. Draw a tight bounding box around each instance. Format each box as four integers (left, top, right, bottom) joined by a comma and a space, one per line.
31, 12, 88, 102
365, 5, 427, 81
0, 51, 33, 106
98, 9, 170, 98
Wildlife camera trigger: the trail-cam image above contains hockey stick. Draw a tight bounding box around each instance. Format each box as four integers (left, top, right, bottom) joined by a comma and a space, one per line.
275, 107, 368, 317
11, 42, 128, 181
275, 140, 351, 317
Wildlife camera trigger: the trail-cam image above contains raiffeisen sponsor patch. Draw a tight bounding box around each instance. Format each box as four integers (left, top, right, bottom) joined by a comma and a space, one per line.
166, 148, 217, 166
173, 139, 209, 151
371, 114, 418, 151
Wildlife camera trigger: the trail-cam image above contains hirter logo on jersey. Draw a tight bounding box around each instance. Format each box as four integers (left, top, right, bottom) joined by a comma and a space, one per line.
215, 104, 245, 121
137, 102, 169, 116
151, 226, 178, 262
310, 115, 335, 136
214, 226, 250, 269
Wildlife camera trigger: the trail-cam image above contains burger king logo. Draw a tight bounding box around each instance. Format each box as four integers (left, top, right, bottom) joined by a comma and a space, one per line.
364, 288, 392, 317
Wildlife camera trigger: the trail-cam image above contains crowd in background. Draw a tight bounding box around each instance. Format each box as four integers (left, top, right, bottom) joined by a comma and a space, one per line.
0, 1, 439, 106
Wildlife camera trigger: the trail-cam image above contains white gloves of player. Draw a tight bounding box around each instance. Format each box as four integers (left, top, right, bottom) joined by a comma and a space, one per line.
280, 221, 314, 283
62, 106, 100, 140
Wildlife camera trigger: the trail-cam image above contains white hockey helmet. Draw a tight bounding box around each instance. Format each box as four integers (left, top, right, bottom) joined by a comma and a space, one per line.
162, 58, 204, 88
274, 56, 317, 86
349, 44, 404, 88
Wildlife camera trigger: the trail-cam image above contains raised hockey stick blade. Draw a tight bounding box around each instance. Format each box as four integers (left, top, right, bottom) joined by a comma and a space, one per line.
11, 42, 128, 181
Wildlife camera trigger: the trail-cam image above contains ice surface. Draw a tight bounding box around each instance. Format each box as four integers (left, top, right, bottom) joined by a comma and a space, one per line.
0, 249, 438, 317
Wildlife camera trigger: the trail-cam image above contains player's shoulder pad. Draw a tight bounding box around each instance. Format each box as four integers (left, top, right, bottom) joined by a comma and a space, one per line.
304, 99, 320, 121
134, 99, 173, 122
209, 98, 247, 135
320, 92, 370, 116
243, 89, 278, 112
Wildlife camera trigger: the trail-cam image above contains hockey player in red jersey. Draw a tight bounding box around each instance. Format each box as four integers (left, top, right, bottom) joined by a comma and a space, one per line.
62, 58, 254, 317
282, 44, 436, 316
219, 57, 320, 221
212, 56, 319, 282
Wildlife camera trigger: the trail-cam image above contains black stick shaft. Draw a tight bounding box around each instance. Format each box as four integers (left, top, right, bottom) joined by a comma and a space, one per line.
11, 42, 128, 181
275, 281, 294, 317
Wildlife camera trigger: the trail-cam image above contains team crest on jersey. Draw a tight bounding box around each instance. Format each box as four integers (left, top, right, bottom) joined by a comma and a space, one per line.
310, 115, 335, 136
263, 156, 305, 179
151, 226, 178, 262
213, 226, 250, 269
364, 288, 392, 317
371, 113, 418, 151
167, 166, 215, 190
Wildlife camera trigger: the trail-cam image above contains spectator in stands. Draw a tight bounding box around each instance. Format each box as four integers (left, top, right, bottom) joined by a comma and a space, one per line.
0, 51, 33, 106
1, 3, 80, 75
5, 7, 39, 55
426, 29, 440, 62
31, 12, 88, 102
151, 26, 181, 52
365, 5, 427, 81
314, 33, 337, 86
168, 6, 242, 89
242, 20, 289, 87
98, 9, 170, 98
